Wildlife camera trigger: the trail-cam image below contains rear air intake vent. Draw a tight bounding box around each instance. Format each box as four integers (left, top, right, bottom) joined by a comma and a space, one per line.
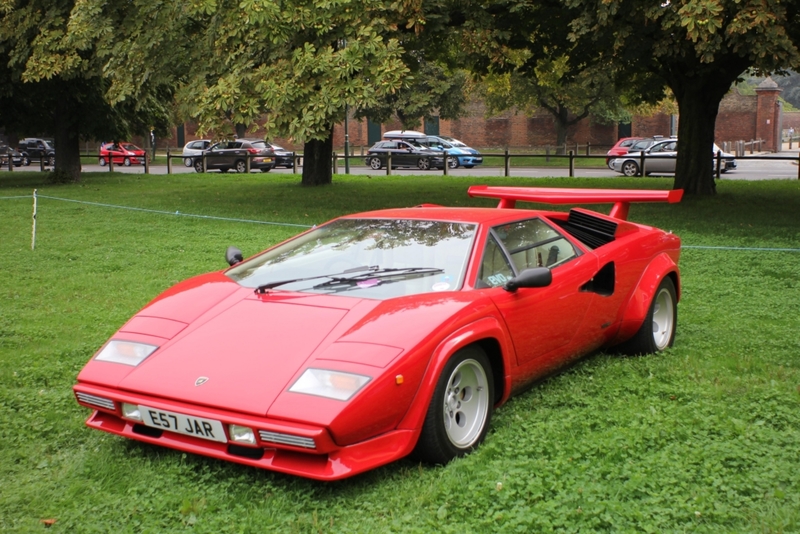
556, 210, 618, 249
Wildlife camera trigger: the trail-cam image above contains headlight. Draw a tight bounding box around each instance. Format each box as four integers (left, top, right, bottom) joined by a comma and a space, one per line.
289, 369, 371, 401
229, 424, 256, 445
94, 340, 158, 366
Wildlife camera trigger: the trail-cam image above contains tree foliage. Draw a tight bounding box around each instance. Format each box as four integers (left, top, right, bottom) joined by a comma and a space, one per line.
0, 0, 175, 181
563, 0, 800, 194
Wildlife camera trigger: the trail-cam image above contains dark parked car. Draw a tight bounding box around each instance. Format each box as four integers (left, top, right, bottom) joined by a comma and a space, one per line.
0, 145, 24, 167
18, 138, 55, 166
193, 139, 276, 173
264, 142, 295, 168
365, 140, 446, 170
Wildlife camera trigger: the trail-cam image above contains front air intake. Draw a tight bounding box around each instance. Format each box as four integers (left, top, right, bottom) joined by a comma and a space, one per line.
259, 430, 316, 449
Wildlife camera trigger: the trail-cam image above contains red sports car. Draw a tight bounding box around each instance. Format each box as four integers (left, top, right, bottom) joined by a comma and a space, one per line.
99, 142, 148, 166
74, 187, 683, 480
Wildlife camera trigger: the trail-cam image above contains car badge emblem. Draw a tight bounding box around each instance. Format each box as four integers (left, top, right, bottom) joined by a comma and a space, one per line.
195, 377, 209, 387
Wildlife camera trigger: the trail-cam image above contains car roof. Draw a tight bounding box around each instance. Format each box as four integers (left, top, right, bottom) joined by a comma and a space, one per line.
339, 205, 559, 226
383, 130, 426, 139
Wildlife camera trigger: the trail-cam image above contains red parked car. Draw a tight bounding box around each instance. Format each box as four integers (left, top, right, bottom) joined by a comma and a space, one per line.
74, 186, 683, 480
99, 142, 148, 167
605, 137, 643, 168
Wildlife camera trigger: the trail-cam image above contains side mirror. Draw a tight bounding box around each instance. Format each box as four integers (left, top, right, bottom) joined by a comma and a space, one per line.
504, 267, 552, 292
225, 246, 243, 266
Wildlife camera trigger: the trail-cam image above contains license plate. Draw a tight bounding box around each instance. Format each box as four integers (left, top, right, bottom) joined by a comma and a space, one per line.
140, 406, 227, 443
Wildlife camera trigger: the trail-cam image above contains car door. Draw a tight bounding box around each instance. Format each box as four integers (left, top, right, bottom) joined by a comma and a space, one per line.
476, 218, 599, 370
644, 141, 677, 173
207, 142, 230, 169
394, 141, 415, 166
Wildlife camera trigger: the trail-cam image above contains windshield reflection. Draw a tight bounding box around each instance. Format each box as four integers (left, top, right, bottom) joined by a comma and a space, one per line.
226, 219, 476, 299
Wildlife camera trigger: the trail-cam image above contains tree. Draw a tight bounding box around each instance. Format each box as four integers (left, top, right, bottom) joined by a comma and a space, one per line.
169, 0, 412, 186
481, 59, 628, 151
564, 0, 800, 194
0, 0, 174, 181
455, 0, 661, 152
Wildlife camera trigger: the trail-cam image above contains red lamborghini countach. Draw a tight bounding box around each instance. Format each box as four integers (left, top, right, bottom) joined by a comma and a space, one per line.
74, 186, 683, 480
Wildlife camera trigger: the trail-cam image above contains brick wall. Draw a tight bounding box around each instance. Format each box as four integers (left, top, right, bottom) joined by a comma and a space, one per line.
168, 86, 787, 152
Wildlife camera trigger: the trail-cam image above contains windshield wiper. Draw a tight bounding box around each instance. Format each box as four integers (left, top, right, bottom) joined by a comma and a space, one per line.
254, 265, 377, 293
311, 267, 444, 290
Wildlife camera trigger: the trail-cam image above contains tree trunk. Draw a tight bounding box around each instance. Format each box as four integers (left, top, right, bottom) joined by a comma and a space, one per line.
668, 62, 747, 195
301, 126, 333, 186
54, 93, 82, 183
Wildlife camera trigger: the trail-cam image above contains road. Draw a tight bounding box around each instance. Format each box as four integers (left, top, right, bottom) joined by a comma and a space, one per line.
4, 153, 799, 180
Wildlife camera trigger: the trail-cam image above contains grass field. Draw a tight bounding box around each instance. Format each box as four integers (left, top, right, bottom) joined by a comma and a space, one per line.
1, 171, 799, 533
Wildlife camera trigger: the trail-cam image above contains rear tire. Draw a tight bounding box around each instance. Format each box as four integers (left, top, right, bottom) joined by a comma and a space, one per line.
618, 277, 677, 355
99, 157, 107, 166
417, 158, 430, 170
412, 346, 494, 464
194, 160, 204, 173
184, 158, 192, 167
234, 160, 247, 173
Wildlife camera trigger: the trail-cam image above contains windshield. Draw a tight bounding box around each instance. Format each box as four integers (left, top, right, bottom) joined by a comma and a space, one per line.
122, 144, 139, 151
226, 218, 476, 299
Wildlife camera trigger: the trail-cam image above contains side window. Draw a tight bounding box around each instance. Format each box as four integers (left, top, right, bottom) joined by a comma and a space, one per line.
494, 218, 578, 271
477, 235, 514, 288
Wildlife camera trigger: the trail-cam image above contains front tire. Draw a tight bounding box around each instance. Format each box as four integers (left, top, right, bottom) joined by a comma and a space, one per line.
22, 156, 30, 166
621, 160, 640, 177
412, 346, 494, 464
368, 157, 382, 170
618, 277, 677, 355
417, 158, 431, 170
447, 157, 459, 169
123, 157, 131, 167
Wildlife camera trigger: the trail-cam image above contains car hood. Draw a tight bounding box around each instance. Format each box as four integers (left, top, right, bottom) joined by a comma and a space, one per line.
100, 274, 478, 417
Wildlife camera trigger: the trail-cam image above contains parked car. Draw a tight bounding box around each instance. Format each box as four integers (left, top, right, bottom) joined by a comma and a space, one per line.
263, 142, 295, 168
99, 142, 148, 166
712, 143, 737, 172
182, 140, 212, 167
610, 138, 736, 176
365, 139, 446, 170
605, 137, 643, 168
193, 139, 275, 173
18, 138, 55, 166
0, 145, 24, 167
382, 130, 483, 169
73, 185, 683, 480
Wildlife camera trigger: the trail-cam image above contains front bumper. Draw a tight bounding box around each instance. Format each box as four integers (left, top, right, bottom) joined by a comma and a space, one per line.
74, 383, 415, 480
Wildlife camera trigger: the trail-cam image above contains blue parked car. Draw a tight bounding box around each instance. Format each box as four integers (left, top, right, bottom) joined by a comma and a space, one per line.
383, 131, 483, 169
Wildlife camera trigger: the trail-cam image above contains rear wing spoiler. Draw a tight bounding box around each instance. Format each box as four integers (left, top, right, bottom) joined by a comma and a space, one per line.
467, 186, 683, 221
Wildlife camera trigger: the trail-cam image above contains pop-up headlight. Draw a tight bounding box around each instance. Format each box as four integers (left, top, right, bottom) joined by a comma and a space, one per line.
289, 369, 371, 401
94, 340, 158, 367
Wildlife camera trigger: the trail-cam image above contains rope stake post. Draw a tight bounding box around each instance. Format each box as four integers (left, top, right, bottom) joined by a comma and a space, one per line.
32, 189, 37, 250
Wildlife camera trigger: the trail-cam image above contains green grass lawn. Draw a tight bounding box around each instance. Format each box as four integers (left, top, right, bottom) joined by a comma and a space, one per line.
1, 171, 799, 532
